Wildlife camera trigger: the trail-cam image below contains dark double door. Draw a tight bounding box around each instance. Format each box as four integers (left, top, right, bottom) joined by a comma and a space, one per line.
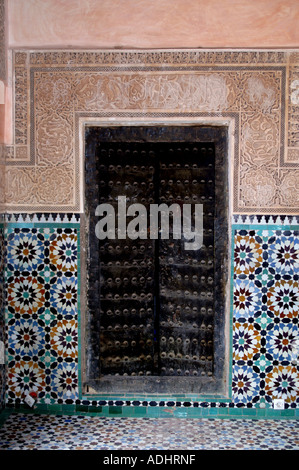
85, 126, 228, 394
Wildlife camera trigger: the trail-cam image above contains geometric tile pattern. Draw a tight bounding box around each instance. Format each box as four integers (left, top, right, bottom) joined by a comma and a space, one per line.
232, 228, 299, 407
0, 413, 298, 450
5, 226, 79, 405
3, 221, 299, 413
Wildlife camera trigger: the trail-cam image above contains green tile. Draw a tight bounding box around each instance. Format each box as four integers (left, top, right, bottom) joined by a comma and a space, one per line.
133, 407, 147, 416
146, 407, 162, 418
256, 408, 266, 418
187, 407, 203, 418
91, 406, 103, 413
76, 405, 89, 413
215, 407, 228, 417
227, 407, 243, 416
207, 407, 219, 415
280, 409, 295, 418
242, 408, 257, 417
47, 404, 63, 413
61, 405, 77, 413
109, 406, 122, 415
99, 406, 111, 416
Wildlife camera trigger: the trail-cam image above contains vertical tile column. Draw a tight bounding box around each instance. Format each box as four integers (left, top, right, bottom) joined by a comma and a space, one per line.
232, 227, 299, 407
0, 222, 5, 409
5, 220, 80, 405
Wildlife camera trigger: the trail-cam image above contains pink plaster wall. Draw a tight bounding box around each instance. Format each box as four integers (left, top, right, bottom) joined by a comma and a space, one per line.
7, 0, 299, 49
0, 83, 12, 145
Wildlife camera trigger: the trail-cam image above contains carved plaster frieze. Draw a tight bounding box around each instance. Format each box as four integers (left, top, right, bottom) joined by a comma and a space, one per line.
4, 49, 299, 213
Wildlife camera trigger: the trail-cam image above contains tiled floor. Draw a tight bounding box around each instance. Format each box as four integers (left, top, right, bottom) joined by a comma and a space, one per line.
0, 412, 298, 450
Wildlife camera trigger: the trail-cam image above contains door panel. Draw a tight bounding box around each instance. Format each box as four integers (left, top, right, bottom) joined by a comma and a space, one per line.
157, 144, 215, 377
95, 141, 216, 378
84, 125, 229, 395
96, 144, 156, 376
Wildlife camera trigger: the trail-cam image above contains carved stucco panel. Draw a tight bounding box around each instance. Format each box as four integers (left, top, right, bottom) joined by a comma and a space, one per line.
73, 72, 231, 112
239, 167, 280, 209
35, 166, 75, 204
5, 166, 75, 207
286, 148, 299, 163
4, 50, 299, 213
240, 71, 281, 114
279, 169, 299, 207
35, 110, 74, 166
5, 167, 37, 205
0, 162, 5, 207
240, 111, 280, 167
288, 66, 299, 147
14, 67, 29, 146
34, 71, 75, 113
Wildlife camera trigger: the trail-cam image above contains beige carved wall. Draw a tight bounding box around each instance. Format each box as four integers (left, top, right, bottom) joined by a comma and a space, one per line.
4, 49, 299, 214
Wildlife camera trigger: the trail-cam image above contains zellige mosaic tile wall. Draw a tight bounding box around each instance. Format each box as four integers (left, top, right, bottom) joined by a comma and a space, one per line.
5, 218, 80, 406
0, 222, 5, 410
3, 216, 299, 417
232, 223, 299, 409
